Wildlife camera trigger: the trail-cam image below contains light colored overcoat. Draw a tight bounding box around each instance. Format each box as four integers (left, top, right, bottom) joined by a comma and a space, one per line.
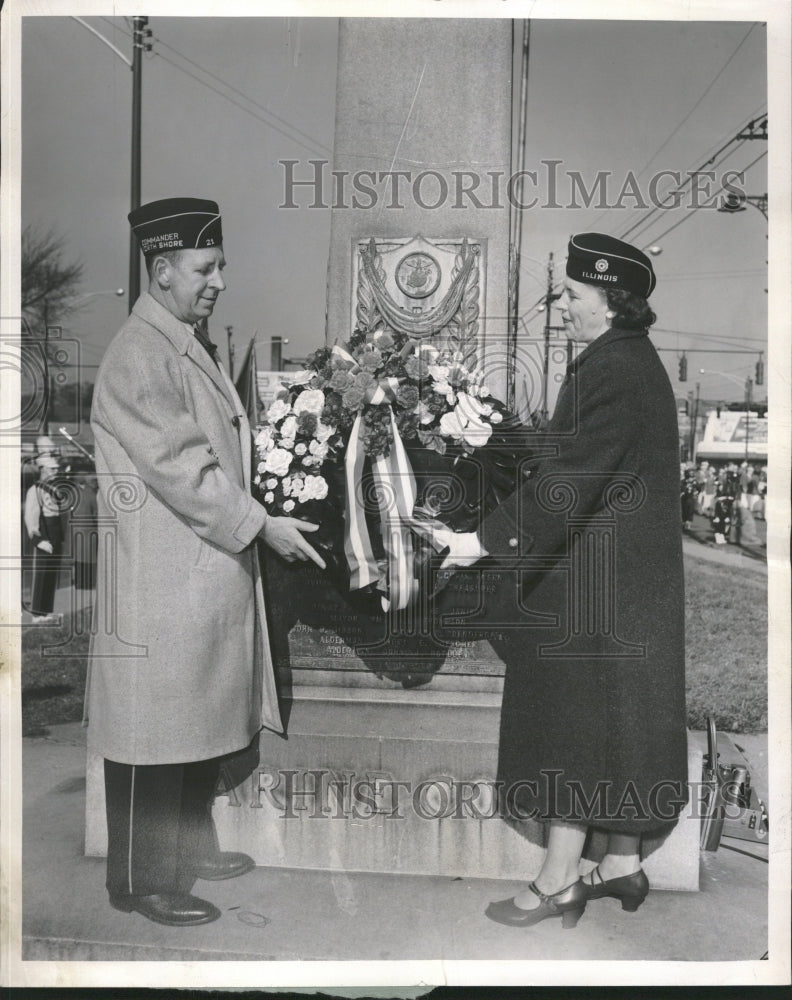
86, 292, 282, 765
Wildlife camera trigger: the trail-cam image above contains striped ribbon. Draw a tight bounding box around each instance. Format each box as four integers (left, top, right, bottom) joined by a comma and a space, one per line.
334, 344, 418, 611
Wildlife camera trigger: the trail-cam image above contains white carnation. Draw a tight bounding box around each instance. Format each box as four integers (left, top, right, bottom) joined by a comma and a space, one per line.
289, 369, 315, 386
257, 461, 267, 473
490, 411, 503, 424
294, 443, 308, 456
255, 427, 273, 450
264, 448, 292, 477
264, 491, 275, 504
293, 389, 326, 417
300, 474, 329, 502
309, 439, 329, 460
283, 499, 295, 513
265, 478, 278, 489
266, 399, 291, 424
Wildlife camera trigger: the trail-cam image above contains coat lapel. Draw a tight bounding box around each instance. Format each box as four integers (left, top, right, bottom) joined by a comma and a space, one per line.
131, 292, 236, 407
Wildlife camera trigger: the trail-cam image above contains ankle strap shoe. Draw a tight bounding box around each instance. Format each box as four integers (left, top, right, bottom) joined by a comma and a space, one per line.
485, 879, 587, 929
582, 867, 649, 912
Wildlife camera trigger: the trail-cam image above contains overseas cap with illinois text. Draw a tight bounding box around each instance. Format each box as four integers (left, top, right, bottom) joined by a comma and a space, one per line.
128, 197, 223, 257
566, 233, 656, 298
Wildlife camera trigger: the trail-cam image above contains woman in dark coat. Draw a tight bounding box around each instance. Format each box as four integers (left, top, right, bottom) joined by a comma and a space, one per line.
434, 233, 688, 929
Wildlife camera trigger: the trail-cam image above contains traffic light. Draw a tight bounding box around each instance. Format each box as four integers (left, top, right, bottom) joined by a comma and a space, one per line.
678, 354, 687, 381
755, 358, 764, 386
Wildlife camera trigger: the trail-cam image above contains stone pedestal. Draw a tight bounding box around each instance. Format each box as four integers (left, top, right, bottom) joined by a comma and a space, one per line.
85, 669, 700, 890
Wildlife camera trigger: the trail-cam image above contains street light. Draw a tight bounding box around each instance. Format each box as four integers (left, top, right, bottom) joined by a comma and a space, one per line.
717, 192, 768, 220
61, 288, 125, 310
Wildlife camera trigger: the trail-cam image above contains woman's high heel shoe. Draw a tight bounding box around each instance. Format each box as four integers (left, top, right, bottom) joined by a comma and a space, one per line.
581, 867, 649, 912
485, 879, 587, 929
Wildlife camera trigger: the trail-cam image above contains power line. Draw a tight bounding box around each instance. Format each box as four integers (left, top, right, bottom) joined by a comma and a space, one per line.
638, 148, 767, 249
583, 18, 762, 235
617, 103, 766, 245
152, 51, 329, 156
621, 137, 750, 244
100, 16, 333, 156
154, 32, 332, 155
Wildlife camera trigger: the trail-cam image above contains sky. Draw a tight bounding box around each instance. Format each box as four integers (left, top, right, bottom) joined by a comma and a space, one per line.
19, 13, 769, 408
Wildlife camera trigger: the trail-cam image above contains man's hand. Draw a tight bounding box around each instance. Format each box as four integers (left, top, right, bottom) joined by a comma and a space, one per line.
36, 540, 54, 554
260, 517, 326, 569
430, 527, 488, 569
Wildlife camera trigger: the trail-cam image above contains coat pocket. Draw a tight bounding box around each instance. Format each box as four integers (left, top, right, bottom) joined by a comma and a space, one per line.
192, 537, 220, 572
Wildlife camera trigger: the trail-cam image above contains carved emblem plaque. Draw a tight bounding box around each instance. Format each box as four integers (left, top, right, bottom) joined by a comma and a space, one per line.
350, 235, 486, 368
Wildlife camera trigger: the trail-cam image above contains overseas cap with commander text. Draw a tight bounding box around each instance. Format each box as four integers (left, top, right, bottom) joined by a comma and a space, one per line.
566, 232, 656, 298
128, 197, 222, 257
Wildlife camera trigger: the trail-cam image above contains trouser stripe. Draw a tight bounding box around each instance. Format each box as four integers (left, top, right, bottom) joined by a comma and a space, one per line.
127, 765, 136, 895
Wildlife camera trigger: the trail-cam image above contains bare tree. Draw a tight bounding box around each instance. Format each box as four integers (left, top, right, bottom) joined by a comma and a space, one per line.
21, 225, 84, 333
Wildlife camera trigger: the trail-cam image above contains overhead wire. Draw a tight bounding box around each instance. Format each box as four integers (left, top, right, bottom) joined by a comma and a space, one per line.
99, 15, 332, 156
610, 104, 765, 244
154, 51, 330, 156
639, 148, 767, 249
581, 19, 762, 236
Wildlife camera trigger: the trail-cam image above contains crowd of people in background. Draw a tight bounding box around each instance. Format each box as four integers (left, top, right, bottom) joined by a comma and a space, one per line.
680, 459, 766, 547
21, 435, 98, 624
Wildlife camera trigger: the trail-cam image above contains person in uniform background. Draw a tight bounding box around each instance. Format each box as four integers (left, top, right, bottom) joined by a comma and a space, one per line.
87, 197, 325, 928
711, 469, 737, 544
24, 454, 65, 624
680, 467, 698, 531
432, 234, 687, 930
699, 462, 716, 516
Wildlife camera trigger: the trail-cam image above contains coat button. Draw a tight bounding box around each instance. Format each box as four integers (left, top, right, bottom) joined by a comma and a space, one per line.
508, 537, 518, 548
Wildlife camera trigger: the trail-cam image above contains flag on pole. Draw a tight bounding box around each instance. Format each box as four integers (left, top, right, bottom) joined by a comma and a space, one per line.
234, 337, 260, 426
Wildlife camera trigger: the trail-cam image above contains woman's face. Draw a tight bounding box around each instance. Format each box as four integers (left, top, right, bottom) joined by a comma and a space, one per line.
558, 277, 610, 343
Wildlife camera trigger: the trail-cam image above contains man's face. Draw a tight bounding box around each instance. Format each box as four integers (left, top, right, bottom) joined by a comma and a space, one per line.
161, 247, 227, 325
558, 276, 609, 343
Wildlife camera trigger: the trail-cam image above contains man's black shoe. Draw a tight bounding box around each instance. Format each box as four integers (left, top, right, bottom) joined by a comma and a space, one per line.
109, 891, 221, 926
190, 851, 256, 881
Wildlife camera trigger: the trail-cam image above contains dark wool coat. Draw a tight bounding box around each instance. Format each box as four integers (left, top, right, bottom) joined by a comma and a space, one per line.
442, 327, 688, 833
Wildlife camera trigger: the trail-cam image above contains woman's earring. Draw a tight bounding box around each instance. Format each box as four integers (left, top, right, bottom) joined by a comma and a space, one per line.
605, 310, 615, 320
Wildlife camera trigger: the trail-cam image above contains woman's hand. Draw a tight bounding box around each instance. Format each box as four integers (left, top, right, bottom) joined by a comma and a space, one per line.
259, 516, 326, 569
430, 527, 488, 569
36, 540, 54, 554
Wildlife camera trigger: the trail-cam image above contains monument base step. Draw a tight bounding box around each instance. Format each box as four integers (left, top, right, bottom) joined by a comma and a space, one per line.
85, 683, 700, 890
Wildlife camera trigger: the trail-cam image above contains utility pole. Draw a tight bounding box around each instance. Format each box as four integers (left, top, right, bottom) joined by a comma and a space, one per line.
744, 377, 753, 465
541, 252, 555, 425
128, 16, 150, 312
689, 382, 700, 461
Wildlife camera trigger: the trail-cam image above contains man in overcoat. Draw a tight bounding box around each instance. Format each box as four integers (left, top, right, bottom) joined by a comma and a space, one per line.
87, 197, 324, 926
433, 234, 688, 921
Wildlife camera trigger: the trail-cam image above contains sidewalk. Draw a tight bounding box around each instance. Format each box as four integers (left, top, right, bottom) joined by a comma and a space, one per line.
21, 722, 768, 964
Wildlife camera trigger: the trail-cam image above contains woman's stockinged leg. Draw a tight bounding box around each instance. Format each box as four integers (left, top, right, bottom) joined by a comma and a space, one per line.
584, 830, 641, 885
513, 820, 587, 910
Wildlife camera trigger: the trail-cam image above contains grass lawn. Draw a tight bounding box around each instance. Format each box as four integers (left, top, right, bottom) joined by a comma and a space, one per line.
684, 555, 767, 733
20, 554, 767, 736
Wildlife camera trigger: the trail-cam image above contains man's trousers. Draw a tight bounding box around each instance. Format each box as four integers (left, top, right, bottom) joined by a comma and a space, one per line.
104, 757, 221, 897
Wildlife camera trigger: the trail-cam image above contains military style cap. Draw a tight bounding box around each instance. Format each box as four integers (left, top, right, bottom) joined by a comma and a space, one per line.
566, 232, 656, 298
128, 197, 222, 257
